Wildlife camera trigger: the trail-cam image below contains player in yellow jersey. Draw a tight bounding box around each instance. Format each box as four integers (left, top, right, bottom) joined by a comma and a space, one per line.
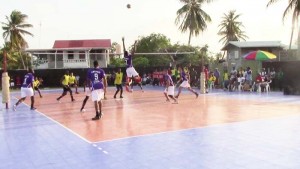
113, 68, 123, 99
56, 70, 75, 102
33, 77, 43, 98
69, 72, 79, 94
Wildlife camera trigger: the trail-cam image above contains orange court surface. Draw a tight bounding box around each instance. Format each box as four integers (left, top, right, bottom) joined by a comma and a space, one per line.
21, 86, 300, 142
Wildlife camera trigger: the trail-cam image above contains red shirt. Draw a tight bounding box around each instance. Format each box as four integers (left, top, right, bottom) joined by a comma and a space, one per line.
204, 68, 209, 80
255, 75, 262, 82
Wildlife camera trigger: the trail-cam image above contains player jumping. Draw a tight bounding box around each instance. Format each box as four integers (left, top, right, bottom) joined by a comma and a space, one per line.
122, 37, 140, 92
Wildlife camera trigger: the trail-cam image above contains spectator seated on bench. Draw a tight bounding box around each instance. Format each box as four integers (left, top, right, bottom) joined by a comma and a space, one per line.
253, 73, 263, 92
237, 77, 245, 91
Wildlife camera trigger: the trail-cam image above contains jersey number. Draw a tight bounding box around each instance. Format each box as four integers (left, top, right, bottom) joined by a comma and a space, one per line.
94, 73, 99, 80
23, 77, 27, 85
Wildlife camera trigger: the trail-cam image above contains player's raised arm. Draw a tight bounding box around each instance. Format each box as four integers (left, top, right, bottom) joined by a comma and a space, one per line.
122, 37, 126, 54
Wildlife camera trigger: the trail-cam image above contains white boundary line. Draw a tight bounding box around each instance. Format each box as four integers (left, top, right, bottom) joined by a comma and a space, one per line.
11, 96, 91, 144
92, 113, 300, 144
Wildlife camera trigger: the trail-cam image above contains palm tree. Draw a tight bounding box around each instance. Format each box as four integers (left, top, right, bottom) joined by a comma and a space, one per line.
218, 10, 248, 45
267, 0, 300, 51
175, 0, 213, 45
2, 10, 33, 69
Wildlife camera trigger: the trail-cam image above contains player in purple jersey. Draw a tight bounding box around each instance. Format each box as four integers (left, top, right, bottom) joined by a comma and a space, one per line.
164, 69, 178, 104
175, 66, 199, 99
122, 37, 140, 92
87, 60, 107, 120
13, 68, 36, 111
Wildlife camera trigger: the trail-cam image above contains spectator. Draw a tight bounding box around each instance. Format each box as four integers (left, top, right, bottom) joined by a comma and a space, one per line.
270, 68, 276, 90
245, 67, 252, 85
254, 73, 263, 92
223, 70, 229, 90
213, 68, 220, 87
277, 69, 284, 91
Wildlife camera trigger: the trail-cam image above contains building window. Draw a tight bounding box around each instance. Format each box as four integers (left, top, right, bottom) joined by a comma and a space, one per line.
68, 51, 74, 59
79, 52, 85, 59
39, 54, 47, 60
234, 51, 239, 59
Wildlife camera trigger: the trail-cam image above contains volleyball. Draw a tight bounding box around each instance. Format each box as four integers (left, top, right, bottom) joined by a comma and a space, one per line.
127, 4, 131, 9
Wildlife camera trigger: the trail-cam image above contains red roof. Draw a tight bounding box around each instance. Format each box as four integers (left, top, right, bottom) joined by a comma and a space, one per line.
52, 39, 111, 49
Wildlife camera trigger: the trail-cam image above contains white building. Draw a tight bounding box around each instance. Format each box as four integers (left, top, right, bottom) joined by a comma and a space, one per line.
26, 39, 111, 69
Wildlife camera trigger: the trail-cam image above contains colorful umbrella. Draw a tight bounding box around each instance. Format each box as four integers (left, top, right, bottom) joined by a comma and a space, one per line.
243, 50, 277, 61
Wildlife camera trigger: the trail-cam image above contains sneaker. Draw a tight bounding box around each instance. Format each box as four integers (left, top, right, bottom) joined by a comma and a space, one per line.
76, 92, 79, 94
80, 108, 86, 113
92, 116, 100, 120
30, 107, 37, 110
57, 98, 61, 103
120, 96, 123, 98
40, 96, 43, 98
172, 100, 178, 104
92, 112, 102, 120
175, 95, 179, 99
114, 96, 116, 99
166, 99, 170, 102
196, 93, 199, 98
13, 105, 16, 111
72, 99, 75, 102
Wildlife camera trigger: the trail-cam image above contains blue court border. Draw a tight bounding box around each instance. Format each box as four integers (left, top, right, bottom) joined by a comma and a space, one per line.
1, 89, 300, 169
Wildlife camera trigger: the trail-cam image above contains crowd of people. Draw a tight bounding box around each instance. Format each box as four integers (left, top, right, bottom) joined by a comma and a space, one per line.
213, 66, 284, 92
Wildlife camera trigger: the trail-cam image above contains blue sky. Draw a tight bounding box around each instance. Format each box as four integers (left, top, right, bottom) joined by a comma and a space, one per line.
0, 0, 294, 53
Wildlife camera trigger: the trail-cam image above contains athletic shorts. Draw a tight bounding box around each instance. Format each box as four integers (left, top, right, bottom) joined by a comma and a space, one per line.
63, 85, 72, 92
91, 89, 104, 102
180, 80, 191, 88
164, 86, 175, 96
70, 83, 77, 87
21, 87, 34, 97
126, 67, 139, 77
85, 89, 91, 97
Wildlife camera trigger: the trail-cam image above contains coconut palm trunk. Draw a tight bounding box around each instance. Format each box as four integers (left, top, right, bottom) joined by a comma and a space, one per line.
188, 31, 192, 45
297, 26, 300, 60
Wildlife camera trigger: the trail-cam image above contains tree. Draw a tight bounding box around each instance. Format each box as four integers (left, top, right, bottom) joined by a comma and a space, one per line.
218, 10, 248, 45
175, 0, 213, 45
135, 33, 172, 66
267, 0, 300, 51
2, 10, 33, 69
133, 57, 149, 67
109, 57, 126, 67
0, 42, 19, 69
167, 43, 202, 66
